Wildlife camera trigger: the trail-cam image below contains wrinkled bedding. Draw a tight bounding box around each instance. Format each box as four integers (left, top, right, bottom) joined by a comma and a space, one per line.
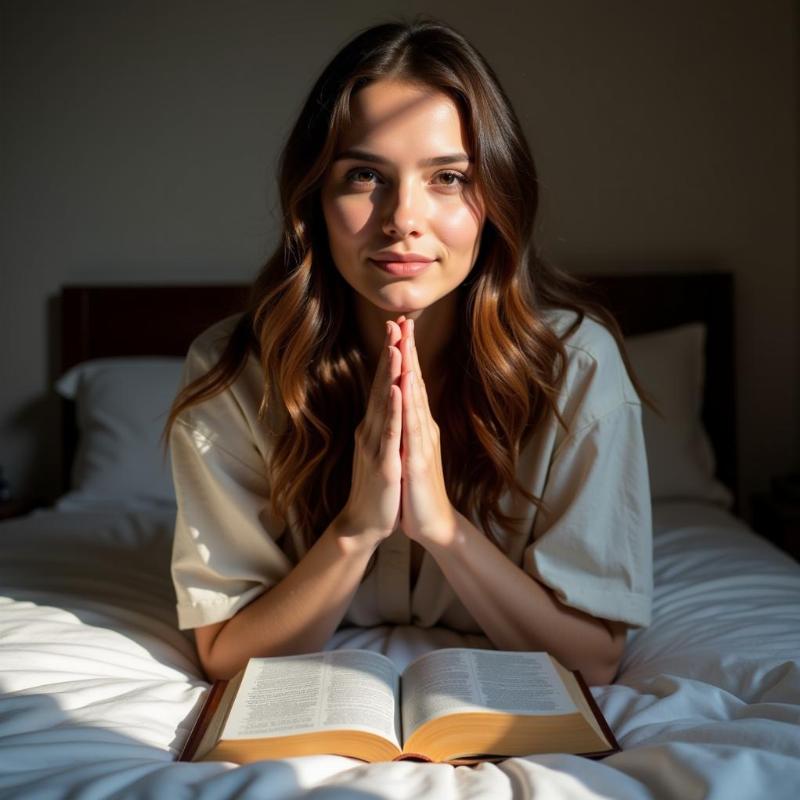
0, 502, 798, 799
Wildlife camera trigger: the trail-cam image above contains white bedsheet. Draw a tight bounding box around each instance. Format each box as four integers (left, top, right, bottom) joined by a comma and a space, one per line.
0, 503, 798, 799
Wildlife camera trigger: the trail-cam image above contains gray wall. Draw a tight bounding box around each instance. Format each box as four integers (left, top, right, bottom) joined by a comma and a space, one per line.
1, 0, 797, 519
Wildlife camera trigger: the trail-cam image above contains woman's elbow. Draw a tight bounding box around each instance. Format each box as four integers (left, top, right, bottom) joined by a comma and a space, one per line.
582, 621, 627, 685
194, 620, 239, 681
582, 655, 620, 686
200, 653, 240, 682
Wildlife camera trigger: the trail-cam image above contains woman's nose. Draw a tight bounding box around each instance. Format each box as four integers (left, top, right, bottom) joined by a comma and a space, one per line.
382, 180, 425, 238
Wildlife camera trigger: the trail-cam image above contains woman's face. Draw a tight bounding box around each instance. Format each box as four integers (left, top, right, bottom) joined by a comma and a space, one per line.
320, 79, 485, 318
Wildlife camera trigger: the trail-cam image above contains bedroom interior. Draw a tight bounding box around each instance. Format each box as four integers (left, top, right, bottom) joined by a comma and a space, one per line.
1, 1, 797, 797
0, 274, 798, 797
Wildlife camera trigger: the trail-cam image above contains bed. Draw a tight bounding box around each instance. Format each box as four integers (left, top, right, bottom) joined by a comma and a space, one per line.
1, 273, 799, 799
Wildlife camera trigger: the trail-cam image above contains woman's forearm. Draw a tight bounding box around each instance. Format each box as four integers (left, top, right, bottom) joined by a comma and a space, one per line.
199, 520, 381, 680
426, 512, 627, 685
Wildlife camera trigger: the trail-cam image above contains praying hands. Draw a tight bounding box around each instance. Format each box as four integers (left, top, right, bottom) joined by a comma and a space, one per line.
391, 316, 457, 549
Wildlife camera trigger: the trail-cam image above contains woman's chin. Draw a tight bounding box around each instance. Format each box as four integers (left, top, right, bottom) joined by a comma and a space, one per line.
372, 298, 423, 316
378, 289, 431, 314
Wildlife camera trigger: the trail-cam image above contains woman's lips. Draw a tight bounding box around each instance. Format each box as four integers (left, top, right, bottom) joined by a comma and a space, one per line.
369, 258, 435, 276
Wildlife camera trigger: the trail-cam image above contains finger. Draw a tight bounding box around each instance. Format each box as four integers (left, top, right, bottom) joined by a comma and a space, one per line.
411, 346, 432, 451
364, 322, 392, 420
383, 324, 403, 439
402, 321, 431, 447
386, 321, 402, 390
410, 342, 426, 418
387, 319, 402, 347
407, 319, 432, 419
402, 370, 423, 463
365, 322, 400, 441
400, 319, 415, 375
378, 382, 402, 461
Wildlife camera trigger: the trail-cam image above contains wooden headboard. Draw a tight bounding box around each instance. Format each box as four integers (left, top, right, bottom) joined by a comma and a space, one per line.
59, 272, 736, 504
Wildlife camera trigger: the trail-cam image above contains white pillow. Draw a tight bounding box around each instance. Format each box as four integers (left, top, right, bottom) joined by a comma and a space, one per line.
625, 324, 733, 507
55, 358, 184, 511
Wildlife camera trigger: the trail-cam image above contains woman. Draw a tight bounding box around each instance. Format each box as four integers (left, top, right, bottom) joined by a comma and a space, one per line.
164, 17, 654, 685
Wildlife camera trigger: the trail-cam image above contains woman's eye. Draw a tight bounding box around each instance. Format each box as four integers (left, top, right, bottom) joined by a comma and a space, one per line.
435, 170, 469, 189
346, 169, 380, 185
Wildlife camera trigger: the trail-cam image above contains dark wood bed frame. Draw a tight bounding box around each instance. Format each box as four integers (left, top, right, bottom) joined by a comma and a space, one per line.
59, 272, 737, 507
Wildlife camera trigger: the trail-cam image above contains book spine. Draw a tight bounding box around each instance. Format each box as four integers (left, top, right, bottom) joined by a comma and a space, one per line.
572, 671, 621, 755
392, 752, 433, 763
177, 679, 229, 762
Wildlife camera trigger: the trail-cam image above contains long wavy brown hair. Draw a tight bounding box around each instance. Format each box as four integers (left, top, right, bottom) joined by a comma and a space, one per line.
162, 16, 654, 557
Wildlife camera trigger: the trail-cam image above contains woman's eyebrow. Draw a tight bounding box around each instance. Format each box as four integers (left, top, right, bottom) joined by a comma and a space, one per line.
333, 148, 472, 166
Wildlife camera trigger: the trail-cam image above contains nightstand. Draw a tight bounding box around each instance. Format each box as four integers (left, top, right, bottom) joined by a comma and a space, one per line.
0, 498, 41, 521
751, 488, 800, 562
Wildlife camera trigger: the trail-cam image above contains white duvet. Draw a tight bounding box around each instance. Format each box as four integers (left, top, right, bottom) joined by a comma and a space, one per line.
0, 502, 798, 799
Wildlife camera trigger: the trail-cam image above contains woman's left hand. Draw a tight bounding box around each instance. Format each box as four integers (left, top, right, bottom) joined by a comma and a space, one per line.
395, 316, 457, 548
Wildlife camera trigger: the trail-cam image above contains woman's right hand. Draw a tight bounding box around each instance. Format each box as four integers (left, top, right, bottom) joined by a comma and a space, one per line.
336, 318, 403, 547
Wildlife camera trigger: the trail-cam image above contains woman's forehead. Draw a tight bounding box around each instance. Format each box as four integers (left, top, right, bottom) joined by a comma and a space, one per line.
339, 80, 468, 157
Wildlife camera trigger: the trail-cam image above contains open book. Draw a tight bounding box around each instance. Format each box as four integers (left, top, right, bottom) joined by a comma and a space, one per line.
179, 647, 619, 765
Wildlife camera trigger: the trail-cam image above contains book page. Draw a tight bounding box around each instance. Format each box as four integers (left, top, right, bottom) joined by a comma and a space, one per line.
401, 648, 577, 736
222, 649, 401, 747
320, 649, 402, 747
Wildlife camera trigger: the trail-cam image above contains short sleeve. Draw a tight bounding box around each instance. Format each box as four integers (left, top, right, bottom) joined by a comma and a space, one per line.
169, 324, 293, 630
522, 401, 654, 629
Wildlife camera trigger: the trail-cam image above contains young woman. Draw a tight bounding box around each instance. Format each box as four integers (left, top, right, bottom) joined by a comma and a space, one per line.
164, 17, 654, 686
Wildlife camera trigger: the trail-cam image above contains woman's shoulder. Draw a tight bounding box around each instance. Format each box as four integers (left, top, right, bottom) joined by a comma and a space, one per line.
185, 312, 248, 370
540, 307, 623, 365
539, 307, 641, 426
179, 312, 274, 432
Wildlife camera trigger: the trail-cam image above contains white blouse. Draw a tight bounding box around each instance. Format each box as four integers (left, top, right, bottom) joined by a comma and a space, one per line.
169, 309, 653, 633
